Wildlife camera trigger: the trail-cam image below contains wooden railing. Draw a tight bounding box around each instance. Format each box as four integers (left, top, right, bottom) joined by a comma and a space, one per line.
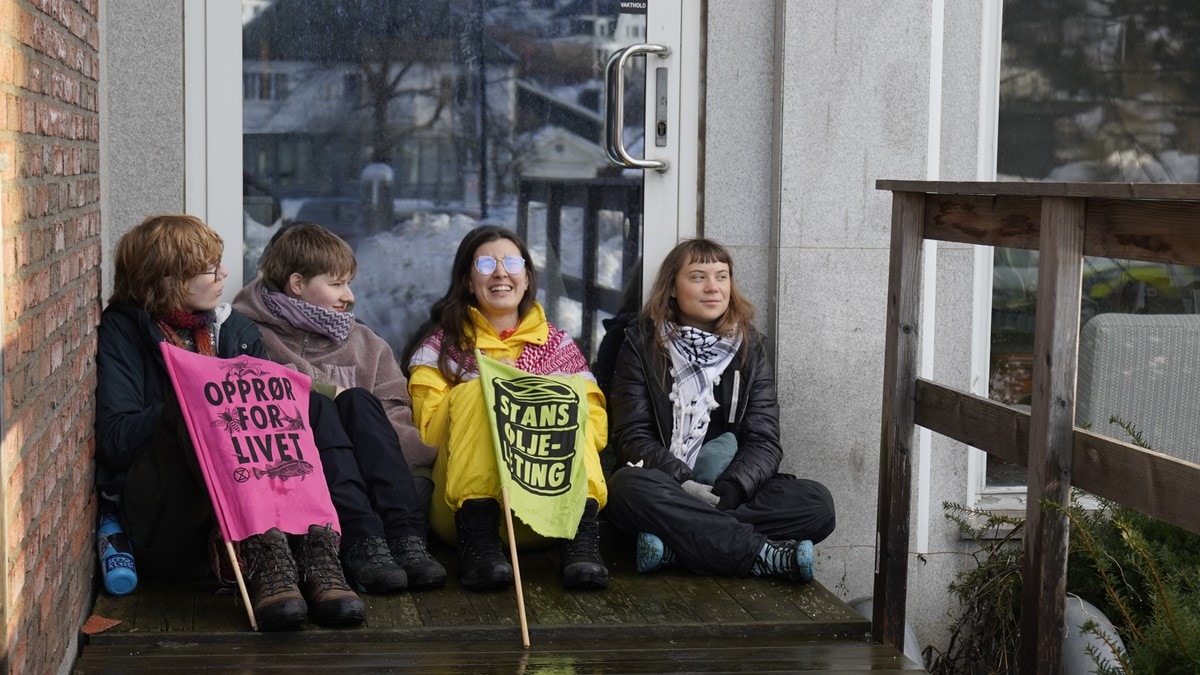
873, 180, 1200, 674
515, 176, 642, 359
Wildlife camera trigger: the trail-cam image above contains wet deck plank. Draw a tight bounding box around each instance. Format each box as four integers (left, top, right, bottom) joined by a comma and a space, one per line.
76, 532, 924, 673
76, 636, 924, 673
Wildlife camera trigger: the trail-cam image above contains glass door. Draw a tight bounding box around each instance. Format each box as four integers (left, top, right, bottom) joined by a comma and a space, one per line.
192, 0, 696, 363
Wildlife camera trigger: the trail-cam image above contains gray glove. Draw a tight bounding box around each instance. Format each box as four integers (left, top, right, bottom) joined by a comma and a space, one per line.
681, 480, 720, 507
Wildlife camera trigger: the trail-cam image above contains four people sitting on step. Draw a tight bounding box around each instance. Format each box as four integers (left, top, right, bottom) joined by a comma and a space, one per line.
94, 216, 836, 630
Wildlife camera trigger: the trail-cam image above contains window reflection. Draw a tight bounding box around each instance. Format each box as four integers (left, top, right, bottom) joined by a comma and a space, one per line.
241, 0, 646, 359
993, 0, 1200, 486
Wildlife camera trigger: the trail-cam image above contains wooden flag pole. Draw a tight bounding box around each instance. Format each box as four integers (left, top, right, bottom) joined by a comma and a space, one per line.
225, 541, 258, 631
500, 487, 531, 649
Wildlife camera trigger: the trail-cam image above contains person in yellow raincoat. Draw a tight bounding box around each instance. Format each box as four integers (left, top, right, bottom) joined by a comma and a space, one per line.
402, 225, 609, 591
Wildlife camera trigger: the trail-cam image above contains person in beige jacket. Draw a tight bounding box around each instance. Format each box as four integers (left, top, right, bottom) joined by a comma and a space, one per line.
234, 222, 445, 591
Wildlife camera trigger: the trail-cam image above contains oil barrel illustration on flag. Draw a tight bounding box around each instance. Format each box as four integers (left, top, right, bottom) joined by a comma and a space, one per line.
477, 350, 588, 539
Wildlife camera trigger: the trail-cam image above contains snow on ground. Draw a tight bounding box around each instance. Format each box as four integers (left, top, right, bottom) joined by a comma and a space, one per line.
350, 212, 478, 354
244, 202, 631, 358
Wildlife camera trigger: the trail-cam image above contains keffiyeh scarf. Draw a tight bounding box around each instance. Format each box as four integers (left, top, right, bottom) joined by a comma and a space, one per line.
261, 285, 355, 344
408, 325, 591, 381
665, 323, 741, 469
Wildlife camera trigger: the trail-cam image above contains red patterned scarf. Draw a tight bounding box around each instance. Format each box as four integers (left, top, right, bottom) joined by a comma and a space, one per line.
411, 324, 591, 381
156, 310, 216, 357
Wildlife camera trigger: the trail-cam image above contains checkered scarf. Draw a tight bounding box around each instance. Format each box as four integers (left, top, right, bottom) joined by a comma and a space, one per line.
665, 323, 741, 469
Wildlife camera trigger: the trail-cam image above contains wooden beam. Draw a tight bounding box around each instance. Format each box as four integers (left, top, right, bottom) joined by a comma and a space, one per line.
924, 194, 1042, 250
1085, 199, 1200, 267
912, 380, 1029, 468
1020, 197, 1086, 675
922, 194, 1200, 268
872, 191, 924, 652
877, 179, 1200, 201
914, 379, 1200, 536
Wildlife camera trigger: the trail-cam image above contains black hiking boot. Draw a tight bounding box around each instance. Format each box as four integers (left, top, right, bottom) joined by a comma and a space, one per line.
388, 535, 447, 590
559, 498, 609, 590
342, 535, 408, 593
454, 498, 513, 591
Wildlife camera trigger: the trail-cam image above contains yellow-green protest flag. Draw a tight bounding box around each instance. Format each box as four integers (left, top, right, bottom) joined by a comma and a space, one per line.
476, 350, 588, 540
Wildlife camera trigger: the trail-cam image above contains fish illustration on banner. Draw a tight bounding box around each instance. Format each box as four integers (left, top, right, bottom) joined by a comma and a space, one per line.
160, 343, 340, 541
477, 350, 588, 540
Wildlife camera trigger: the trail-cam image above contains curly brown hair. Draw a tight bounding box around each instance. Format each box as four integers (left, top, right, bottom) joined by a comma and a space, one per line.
110, 214, 224, 317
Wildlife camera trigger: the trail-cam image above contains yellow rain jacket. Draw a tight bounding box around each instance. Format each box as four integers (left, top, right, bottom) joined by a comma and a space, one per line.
409, 303, 607, 545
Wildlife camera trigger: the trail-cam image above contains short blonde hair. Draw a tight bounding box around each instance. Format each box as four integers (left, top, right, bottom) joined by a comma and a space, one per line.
110, 215, 223, 316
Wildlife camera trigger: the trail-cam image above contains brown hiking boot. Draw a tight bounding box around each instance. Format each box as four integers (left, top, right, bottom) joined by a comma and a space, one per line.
293, 524, 366, 627
238, 528, 307, 631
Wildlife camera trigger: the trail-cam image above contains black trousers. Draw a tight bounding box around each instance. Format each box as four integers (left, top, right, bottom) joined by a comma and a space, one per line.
603, 466, 836, 577
121, 395, 215, 580
311, 388, 426, 547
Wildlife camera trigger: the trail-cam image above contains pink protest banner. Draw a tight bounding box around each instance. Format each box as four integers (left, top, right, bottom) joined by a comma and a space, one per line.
160, 343, 340, 541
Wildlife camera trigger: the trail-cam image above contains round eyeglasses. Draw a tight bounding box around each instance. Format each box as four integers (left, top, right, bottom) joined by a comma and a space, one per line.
474, 255, 525, 276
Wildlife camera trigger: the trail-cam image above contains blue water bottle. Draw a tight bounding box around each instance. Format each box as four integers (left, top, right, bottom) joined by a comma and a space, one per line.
97, 513, 138, 596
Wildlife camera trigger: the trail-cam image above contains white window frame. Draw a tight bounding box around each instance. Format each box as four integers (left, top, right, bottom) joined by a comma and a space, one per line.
184, 0, 244, 294
909, 0, 1016, 550
183, 0, 699, 306
965, 1, 1115, 517
967, 0, 1021, 512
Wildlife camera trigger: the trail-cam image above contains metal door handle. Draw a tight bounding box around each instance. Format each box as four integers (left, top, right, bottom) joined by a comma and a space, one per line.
604, 43, 670, 173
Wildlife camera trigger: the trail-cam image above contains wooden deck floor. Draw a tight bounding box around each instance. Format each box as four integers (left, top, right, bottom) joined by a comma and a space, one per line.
75, 530, 926, 673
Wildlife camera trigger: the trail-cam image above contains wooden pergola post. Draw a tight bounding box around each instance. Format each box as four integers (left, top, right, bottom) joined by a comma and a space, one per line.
1019, 196, 1085, 674
873, 180, 1200, 675
872, 190, 925, 651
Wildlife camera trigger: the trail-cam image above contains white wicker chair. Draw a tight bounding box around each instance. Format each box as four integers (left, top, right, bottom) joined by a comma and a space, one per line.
1076, 313, 1200, 465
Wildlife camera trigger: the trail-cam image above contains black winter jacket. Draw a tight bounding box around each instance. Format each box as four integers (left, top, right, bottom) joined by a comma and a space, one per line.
95, 302, 266, 485
607, 319, 783, 506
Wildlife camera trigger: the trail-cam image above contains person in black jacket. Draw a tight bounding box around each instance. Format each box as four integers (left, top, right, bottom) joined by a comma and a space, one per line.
605, 238, 835, 581
95, 215, 367, 630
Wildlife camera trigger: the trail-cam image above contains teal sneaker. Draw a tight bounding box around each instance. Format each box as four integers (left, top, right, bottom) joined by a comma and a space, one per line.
635, 532, 676, 573
750, 539, 814, 582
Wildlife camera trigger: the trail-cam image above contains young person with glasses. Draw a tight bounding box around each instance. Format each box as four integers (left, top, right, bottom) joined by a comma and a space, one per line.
401, 225, 610, 592
605, 238, 836, 582
95, 215, 366, 630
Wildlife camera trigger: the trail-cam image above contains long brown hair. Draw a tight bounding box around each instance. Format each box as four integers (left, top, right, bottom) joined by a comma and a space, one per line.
644, 238, 755, 361
109, 214, 224, 317
401, 225, 538, 383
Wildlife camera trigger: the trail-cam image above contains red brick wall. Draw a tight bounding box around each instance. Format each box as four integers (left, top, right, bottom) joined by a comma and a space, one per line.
1, 0, 101, 672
